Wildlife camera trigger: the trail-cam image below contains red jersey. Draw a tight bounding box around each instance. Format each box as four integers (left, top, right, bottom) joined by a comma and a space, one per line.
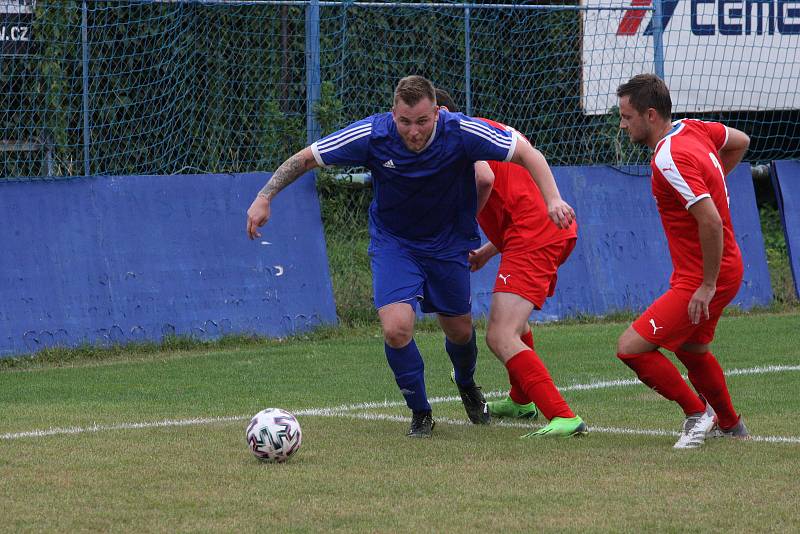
651, 119, 743, 289
476, 118, 577, 252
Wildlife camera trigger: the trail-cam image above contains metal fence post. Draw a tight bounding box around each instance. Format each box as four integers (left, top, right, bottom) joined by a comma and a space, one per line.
81, 0, 91, 176
652, 0, 665, 79
305, 0, 322, 145
464, 3, 472, 116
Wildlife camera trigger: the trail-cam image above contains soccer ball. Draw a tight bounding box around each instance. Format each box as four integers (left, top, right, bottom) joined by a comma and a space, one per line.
246, 408, 302, 462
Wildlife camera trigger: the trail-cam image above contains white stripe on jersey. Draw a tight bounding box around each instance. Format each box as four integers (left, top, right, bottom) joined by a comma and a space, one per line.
310, 142, 328, 168
654, 127, 709, 209
686, 193, 711, 209
459, 119, 513, 148
312, 124, 372, 167
316, 123, 371, 153
506, 131, 519, 162
315, 129, 372, 156
695, 119, 729, 150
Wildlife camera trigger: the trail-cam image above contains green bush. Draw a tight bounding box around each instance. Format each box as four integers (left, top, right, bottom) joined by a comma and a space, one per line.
759, 204, 798, 305
316, 172, 374, 326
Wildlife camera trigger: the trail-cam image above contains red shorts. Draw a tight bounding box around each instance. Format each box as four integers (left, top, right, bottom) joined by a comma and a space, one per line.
632, 281, 741, 352
493, 238, 576, 309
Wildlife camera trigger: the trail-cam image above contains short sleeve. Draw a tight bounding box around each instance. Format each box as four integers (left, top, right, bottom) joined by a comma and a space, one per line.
701, 121, 728, 151
311, 118, 372, 168
458, 115, 517, 163
654, 142, 711, 210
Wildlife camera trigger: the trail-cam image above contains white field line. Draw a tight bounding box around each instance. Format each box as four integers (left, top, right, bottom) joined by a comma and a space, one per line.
0, 416, 247, 439
2, 364, 799, 443
316, 364, 800, 413
320, 412, 800, 443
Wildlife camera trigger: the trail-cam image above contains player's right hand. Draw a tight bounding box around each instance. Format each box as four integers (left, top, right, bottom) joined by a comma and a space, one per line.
468, 248, 489, 272
688, 283, 715, 324
246, 195, 271, 240
547, 199, 575, 229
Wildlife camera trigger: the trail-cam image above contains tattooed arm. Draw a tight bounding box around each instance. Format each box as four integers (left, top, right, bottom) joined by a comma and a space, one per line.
247, 146, 319, 239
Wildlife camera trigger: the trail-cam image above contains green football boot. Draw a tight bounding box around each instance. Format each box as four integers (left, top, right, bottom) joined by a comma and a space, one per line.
487, 396, 539, 420
521, 416, 588, 438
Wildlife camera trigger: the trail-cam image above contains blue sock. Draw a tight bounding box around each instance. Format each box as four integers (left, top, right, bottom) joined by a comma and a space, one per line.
384, 339, 431, 413
446, 328, 478, 387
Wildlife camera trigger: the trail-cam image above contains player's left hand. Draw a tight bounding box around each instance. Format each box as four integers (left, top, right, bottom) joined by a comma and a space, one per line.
688, 283, 716, 324
547, 199, 575, 229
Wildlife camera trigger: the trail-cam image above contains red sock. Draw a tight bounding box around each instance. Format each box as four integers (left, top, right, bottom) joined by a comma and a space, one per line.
506, 349, 574, 420
618, 351, 705, 415
508, 330, 535, 404
508, 381, 529, 405
675, 350, 739, 429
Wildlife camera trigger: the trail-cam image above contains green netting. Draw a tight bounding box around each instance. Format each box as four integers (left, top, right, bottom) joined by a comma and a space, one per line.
2, 1, 309, 178
2, 1, 799, 180
3, 1, 799, 321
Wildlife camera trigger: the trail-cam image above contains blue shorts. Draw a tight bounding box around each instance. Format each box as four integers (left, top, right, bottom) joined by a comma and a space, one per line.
370, 247, 471, 316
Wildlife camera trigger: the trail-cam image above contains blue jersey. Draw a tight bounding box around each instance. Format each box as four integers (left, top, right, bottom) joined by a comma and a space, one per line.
311, 109, 517, 255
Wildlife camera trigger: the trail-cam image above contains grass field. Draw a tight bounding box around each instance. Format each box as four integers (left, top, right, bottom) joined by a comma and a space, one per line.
2, 312, 799, 532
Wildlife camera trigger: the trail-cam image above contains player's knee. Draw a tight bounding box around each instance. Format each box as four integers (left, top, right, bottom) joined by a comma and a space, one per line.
617, 324, 651, 355
617, 332, 637, 355
438, 314, 473, 345
446, 328, 473, 345
485, 328, 504, 355
485, 326, 519, 359
383, 325, 413, 348
677, 343, 710, 356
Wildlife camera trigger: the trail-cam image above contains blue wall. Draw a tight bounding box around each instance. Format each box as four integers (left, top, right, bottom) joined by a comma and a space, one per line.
0, 172, 337, 357
0, 164, 775, 357
470, 164, 773, 321
772, 160, 800, 299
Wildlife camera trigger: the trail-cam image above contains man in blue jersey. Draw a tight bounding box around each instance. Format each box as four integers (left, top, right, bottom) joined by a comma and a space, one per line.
247, 75, 575, 438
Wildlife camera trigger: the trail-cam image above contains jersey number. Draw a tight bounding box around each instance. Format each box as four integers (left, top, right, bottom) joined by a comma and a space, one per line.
708, 152, 730, 207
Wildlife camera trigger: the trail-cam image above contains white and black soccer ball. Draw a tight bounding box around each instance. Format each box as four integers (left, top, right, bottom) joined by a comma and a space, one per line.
246, 408, 302, 463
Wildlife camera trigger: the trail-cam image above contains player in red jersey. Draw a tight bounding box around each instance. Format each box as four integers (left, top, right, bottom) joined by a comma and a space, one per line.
616, 74, 752, 448
436, 89, 587, 437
